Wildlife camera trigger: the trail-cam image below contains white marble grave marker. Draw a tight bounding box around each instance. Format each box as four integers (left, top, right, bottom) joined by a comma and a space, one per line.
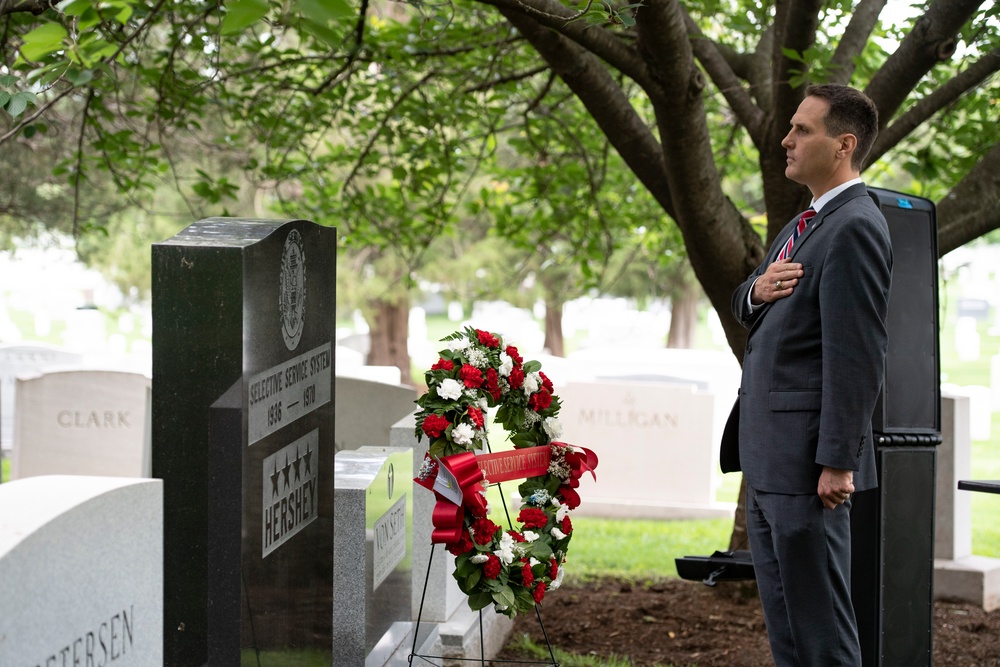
0, 343, 82, 451
12, 369, 151, 479
559, 380, 733, 519
0, 475, 163, 665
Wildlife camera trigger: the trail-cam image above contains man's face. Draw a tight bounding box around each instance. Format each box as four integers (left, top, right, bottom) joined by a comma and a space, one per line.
781, 96, 843, 193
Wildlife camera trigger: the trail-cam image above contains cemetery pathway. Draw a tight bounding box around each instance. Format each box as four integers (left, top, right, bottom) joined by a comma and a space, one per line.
492, 577, 1000, 666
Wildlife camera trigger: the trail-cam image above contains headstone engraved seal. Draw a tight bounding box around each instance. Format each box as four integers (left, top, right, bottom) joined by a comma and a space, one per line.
280, 229, 306, 351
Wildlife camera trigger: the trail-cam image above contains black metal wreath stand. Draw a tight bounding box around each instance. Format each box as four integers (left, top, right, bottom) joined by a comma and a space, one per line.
407, 473, 560, 666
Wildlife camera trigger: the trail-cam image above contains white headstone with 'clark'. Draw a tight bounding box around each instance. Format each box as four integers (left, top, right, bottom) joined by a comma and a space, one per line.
11, 369, 151, 479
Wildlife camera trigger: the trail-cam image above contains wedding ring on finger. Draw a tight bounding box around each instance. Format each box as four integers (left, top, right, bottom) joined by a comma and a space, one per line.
775, 280, 782, 290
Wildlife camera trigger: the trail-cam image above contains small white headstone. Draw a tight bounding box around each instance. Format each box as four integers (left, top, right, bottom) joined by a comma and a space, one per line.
0, 343, 83, 451
559, 380, 733, 519
955, 316, 981, 362
0, 475, 163, 665
12, 369, 151, 479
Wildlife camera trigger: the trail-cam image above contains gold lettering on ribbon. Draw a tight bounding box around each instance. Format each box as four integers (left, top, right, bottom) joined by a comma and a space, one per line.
479, 448, 552, 484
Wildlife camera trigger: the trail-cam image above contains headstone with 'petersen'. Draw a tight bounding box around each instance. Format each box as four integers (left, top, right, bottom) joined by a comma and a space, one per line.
11, 369, 150, 480
152, 218, 336, 664
0, 475, 163, 666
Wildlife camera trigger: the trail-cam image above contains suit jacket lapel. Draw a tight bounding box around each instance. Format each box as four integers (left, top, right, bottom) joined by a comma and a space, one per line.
748, 183, 869, 336
787, 183, 868, 260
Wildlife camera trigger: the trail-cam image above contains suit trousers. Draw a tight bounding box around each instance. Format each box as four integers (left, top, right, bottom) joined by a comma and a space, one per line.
746, 485, 861, 667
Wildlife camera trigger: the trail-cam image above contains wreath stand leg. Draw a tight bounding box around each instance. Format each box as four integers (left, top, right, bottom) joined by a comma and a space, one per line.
407, 480, 560, 666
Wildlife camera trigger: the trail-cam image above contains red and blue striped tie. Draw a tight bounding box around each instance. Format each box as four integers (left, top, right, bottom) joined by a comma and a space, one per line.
777, 208, 815, 261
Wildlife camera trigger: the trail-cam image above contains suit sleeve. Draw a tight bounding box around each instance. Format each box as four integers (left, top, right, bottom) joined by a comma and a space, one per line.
815, 210, 892, 471
731, 271, 764, 328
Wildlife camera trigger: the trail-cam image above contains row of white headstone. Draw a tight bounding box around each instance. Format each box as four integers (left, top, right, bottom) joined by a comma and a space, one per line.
2, 379, 998, 663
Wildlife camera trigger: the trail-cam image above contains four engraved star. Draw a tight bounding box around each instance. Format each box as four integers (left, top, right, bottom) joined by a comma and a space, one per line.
271, 445, 316, 497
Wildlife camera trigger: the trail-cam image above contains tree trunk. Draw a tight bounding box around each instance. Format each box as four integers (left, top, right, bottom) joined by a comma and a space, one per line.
728, 476, 750, 552
366, 297, 412, 386
666, 280, 700, 348
543, 299, 565, 357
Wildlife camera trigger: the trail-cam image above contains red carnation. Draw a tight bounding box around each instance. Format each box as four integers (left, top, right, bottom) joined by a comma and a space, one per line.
431, 358, 454, 371
558, 485, 581, 510
508, 367, 525, 390
472, 517, 499, 545
528, 388, 552, 411
476, 329, 500, 348
447, 532, 474, 556
561, 516, 573, 535
485, 368, 502, 401
508, 530, 526, 543
421, 414, 450, 438
483, 553, 502, 579
533, 581, 547, 603
505, 345, 523, 366
459, 364, 484, 389
517, 507, 548, 530
521, 561, 535, 587
549, 558, 559, 580
468, 407, 485, 429
539, 371, 554, 393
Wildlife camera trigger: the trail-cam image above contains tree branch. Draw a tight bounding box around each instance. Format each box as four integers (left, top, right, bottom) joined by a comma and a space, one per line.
310, 0, 368, 95
479, 0, 651, 88
1, 0, 170, 146
937, 141, 1000, 256
771, 0, 822, 123
489, 3, 674, 220
868, 47, 1000, 165
0, 0, 55, 17
464, 65, 549, 93
865, 0, 984, 126
342, 71, 437, 195
829, 0, 887, 84
683, 12, 765, 145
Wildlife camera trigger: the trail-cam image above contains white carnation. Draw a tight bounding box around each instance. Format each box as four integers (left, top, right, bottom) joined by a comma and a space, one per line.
452, 423, 475, 445
494, 532, 516, 565
437, 378, 464, 400
550, 526, 566, 540
498, 352, 514, 377
552, 499, 570, 522
448, 337, 470, 352
522, 530, 539, 542
550, 563, 566, 590
542, 417, 563, 439
523, 372, 541, 395
470, 554, 489, 564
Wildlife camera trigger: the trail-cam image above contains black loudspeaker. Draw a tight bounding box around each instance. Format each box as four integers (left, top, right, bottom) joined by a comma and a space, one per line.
867, 188, 940, 438
852, 188, 941, 667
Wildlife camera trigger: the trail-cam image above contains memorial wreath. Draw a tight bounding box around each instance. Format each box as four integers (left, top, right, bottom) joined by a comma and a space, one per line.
414, 327, 597, 618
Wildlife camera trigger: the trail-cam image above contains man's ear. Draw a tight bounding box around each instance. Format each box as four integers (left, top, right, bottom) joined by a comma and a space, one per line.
837, 133, 858, 159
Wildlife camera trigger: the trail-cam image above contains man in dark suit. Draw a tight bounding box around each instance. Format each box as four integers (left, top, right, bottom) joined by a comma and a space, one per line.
728, 84, 892, 666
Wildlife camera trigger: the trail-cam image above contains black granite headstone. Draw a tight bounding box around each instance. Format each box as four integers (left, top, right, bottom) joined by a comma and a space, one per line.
152, 218, 336, 665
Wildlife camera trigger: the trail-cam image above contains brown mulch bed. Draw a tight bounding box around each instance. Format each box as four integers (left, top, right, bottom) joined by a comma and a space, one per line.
491, 578, 1000, 666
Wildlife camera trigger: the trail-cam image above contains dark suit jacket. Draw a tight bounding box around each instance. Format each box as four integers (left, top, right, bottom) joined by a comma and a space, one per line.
722, 184, 892, 494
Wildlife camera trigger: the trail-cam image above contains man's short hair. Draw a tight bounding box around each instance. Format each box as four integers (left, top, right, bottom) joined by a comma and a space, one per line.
806, 84, 879, 171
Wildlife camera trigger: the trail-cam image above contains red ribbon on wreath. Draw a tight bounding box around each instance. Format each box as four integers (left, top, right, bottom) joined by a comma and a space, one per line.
552, 441, 599, 509
415, 452, 488, 544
